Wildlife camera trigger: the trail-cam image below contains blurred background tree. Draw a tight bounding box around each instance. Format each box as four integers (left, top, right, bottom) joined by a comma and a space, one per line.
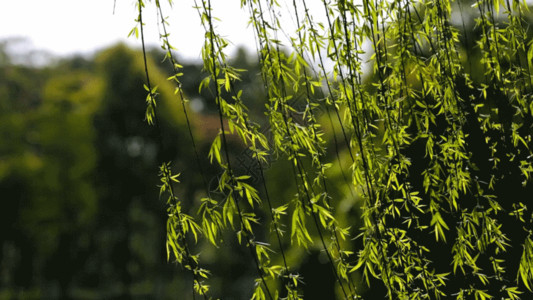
0, 43, 198, 299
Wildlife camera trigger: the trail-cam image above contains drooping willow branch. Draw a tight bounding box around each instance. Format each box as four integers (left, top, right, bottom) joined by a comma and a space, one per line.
134, 1, 211, 298
196, 0, 281, 298
245, 0, 360, 298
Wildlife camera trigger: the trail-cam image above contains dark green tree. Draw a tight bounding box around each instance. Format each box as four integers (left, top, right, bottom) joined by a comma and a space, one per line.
0, 43, 212, 299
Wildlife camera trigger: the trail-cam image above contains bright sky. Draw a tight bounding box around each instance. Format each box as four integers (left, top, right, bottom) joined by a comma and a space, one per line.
0, 0, 257, 62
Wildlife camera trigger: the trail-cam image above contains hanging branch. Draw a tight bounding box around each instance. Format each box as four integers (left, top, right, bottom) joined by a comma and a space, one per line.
288, 0, 359, 296
190, 0, 297, 297
154, 0, 226, 252
196, 0, 278, 298
155, 0, 211, 195
134, 1, 211, 298
245, 0, 356, 298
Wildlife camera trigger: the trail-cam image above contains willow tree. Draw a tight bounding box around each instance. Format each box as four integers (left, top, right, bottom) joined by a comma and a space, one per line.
129, 0, 533, 299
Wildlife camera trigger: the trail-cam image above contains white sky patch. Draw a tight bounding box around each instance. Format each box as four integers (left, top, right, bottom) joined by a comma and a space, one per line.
0, 0, 333, 62
0, 0, 255, 61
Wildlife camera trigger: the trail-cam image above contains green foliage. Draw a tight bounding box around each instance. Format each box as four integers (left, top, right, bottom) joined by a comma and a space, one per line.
5, 0, 533, 298
133, 0, 533, 299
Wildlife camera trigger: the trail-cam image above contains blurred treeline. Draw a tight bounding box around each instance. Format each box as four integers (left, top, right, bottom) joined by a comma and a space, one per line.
0, 41, 354, 299
0, 42, 229, 299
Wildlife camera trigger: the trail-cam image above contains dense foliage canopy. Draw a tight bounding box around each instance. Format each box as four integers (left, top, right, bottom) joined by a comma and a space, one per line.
133, 0, 533, 299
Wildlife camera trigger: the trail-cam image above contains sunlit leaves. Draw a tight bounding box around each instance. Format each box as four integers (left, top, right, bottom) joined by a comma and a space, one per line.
159, 162, 210, 296
518, 236, 533, 291
430, 211, 449, 242
291, 200, 313, 248
134, 0, 533, 298
143, 84, 158, 125
198, 197, 224, 246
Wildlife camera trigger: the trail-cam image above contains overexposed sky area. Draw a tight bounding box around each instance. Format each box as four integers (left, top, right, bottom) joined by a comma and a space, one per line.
0, 0, 259, 62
